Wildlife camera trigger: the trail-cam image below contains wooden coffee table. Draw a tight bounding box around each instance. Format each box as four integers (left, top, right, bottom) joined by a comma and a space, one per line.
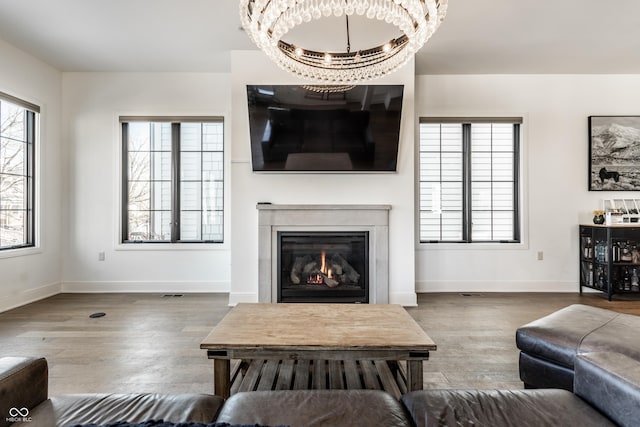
200, 303, 436, 398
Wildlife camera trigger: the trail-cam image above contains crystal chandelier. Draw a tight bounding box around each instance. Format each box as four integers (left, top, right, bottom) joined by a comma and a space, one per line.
239, 0, 448, 84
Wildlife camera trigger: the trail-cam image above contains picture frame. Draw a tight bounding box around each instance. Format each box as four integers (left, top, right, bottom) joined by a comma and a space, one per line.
589, 116, 640, 191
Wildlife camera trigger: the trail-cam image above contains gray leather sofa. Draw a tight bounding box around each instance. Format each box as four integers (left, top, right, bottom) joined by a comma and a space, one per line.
401, 350, 639, 427
5, 350, 639, 427
218, 347, 639, 427
516, 303, 640, 391
0, 357, 224, 427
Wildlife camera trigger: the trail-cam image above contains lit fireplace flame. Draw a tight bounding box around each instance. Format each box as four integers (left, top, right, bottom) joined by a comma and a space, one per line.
319, 250, 334, 279
319, 250, 333, 277
305, 250, 335, 285
320, 251, 326, 274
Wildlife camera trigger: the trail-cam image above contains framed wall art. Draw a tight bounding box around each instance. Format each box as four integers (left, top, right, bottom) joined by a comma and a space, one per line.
589, 116, 640, 191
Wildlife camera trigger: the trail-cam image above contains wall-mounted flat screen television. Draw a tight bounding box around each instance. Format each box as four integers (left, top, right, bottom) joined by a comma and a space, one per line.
246, 84, 404, 172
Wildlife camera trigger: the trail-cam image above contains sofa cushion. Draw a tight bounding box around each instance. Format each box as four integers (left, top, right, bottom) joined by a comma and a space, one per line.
575, 352, 640, 427
401, 389, 615, 427
26, 393, 224, 427
215, 390, 412, 427
516, 304, 620, 368
580, 313, 640, 359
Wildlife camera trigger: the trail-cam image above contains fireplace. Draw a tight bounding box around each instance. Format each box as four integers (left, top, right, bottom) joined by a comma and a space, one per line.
257, 204, 390, 304
278, 231, 369, 303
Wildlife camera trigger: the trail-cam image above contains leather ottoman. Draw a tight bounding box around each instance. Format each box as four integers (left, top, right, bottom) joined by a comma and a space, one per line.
515, 304, 640, 390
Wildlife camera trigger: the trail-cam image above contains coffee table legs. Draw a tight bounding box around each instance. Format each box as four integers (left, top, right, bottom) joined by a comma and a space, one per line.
407, 360, 424, 392
214, 359, 230, 399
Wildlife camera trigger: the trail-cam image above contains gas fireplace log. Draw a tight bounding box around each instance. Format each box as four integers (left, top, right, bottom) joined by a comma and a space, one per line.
291, 253, 360, 287
321, 273, 339, 288
303, 261, 318, 273
330, 263, 343, 275
290, 255, 312, 284
290, 273, 300, 285
331, 254, 360, 284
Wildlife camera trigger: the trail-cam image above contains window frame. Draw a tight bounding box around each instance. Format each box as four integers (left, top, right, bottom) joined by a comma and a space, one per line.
0, 91, 38, 252
418, 117, 523, 245
120, 116, 225, 245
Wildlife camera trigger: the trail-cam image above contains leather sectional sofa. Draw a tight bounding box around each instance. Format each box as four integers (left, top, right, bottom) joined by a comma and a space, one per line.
4, 304, 640, 427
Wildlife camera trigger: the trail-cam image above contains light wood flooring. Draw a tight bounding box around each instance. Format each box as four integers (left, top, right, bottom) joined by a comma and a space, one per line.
0, 292, 638, 397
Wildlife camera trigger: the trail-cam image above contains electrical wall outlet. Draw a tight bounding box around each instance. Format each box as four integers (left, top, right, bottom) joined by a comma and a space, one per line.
98, 252, 105, 261
537, 251, 544, 261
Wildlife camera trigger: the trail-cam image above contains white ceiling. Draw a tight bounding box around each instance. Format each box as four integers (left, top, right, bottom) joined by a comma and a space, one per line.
0, 0, 639, 75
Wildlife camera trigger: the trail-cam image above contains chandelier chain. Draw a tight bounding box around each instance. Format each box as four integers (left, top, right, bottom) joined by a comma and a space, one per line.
346, 15, 351, 54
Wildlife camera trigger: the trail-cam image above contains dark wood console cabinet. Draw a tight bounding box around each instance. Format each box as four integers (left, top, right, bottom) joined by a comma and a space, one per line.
580, 224, 640, 300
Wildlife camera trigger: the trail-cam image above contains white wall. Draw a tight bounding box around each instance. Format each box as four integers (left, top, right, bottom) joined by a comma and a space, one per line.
229, 51, 418, 305
416, 74, 640, 292
0, 39, 63, 311
5, 36, 640, 308
61, 73, 231, 293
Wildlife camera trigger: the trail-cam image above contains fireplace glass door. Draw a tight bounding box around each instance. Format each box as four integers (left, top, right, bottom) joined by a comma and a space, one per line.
278, 231, 369, 303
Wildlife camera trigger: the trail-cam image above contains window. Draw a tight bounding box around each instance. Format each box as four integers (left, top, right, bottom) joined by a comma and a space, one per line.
0, 92, 37, 250
419, 118, 521, 243
121, 118, 224, 243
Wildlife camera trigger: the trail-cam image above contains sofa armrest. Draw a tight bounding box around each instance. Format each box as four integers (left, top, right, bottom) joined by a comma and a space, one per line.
0, 357, 48, 427
574, 352, 640, 427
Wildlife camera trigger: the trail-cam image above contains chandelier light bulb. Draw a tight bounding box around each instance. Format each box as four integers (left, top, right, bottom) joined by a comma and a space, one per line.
239, 0, 448, 84
345, 3, 355, 15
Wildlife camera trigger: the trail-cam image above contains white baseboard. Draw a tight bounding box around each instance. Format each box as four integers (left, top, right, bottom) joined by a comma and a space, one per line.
61, 280, 230, 293
415, 280, 579, 293
2, 280, 585, 314
228, 292, 259, 306
0, 282, 61, 313
389, 292, 418, 306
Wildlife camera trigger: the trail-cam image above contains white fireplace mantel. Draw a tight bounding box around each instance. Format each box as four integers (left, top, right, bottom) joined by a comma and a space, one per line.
257, 204, 391, 304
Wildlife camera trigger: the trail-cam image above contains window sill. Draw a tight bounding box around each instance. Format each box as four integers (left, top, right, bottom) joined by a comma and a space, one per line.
0, 246, 42, 259
115, 242, 229, 251
417, 241, 528, 251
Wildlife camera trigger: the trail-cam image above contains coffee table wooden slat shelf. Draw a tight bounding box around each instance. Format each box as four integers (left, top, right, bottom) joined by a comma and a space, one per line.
292, 359, 310, 390
230, 359, 409, 399
201, 303, 436, 398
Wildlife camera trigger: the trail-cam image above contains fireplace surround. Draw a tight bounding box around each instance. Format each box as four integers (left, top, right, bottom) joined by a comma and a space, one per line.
257, 204, 390, 304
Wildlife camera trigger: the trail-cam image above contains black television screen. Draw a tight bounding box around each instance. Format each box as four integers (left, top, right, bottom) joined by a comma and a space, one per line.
246, 84, 403, 172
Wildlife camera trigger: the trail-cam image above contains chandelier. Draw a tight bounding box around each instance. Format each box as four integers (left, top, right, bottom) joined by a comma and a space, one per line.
239, 0, 448, 84
302, 84, 356, 93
